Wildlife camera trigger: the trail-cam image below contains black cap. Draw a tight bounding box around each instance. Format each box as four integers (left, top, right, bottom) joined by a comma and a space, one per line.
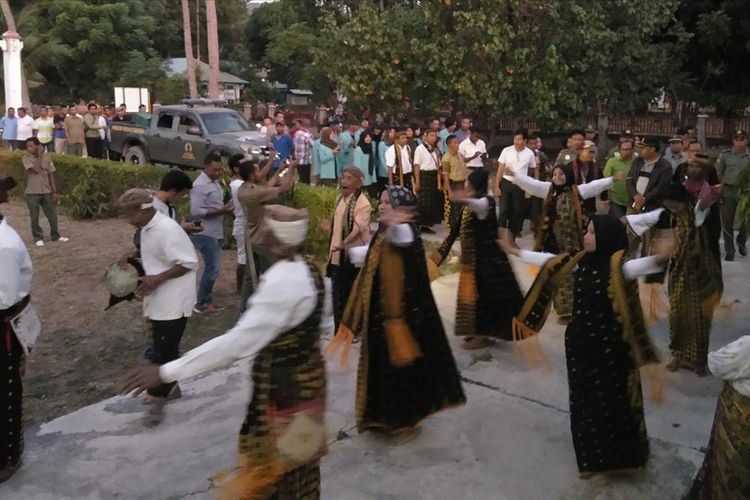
638, 136, 660, 149
733, 129, 747, 138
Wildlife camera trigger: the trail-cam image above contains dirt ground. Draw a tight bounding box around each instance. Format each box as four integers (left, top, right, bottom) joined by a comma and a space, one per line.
2, 199, 243, 426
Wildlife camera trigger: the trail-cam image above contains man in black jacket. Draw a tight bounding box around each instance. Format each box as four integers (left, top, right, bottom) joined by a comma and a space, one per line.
626, 136, 673, 212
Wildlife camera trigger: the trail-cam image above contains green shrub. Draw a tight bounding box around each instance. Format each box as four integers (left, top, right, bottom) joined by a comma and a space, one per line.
291, 183, 340, 265
0, 150, 171, 217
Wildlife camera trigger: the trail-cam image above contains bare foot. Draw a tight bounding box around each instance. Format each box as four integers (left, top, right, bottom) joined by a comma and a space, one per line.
557, 317, 570, 325
665, 358, 680, 372
462, 337, 495, 350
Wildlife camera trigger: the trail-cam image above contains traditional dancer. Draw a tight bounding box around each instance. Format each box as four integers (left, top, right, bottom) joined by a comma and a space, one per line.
330, 185, 466, 436
321, 167, 371, 331
430, 169, 524, 349
625, 183, 722, 376
509, 166, 618, 323
117, 189, 199, 425
0, 177, 35, 483
687, 336, 750, 499
501, 215, 668, 477
122, 205, 331, 499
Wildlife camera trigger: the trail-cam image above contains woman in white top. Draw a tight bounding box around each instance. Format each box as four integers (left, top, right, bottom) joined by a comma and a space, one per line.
687, 335, 750, 499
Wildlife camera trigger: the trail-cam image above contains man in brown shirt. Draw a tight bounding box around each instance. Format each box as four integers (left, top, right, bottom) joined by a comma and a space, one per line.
237, 157, 296, 309
441, 134, 468, 226
63, 105, 85, 156
22, 137, 69, 246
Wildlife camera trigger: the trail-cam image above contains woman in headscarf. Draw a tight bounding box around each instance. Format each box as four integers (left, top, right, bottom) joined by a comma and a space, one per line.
316, 127, 339, 186
624, 182, 722, 377
376, 127, 395, 196
328, 185, 466, 437
353, 131, 378, 199
509, 165, 619, 323
500, 215, 669, 477
430, 169, 524, 349
687, 336, 750, 499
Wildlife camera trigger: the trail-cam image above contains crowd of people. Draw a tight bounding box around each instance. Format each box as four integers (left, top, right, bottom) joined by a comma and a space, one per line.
0, 102, 148, 159
0, 109, 748, 498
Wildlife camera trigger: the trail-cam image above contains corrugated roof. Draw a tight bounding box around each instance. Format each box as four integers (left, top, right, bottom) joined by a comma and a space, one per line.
166, 58, 249, 85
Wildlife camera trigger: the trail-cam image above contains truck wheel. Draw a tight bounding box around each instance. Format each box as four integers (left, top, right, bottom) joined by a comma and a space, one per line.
124, 145, 147, 165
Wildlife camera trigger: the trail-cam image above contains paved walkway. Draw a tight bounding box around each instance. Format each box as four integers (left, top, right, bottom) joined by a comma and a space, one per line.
3, 235, 749, 499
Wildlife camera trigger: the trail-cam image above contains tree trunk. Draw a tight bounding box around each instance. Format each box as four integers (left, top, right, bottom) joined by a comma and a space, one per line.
195, 0, 201, 64
0, 0, 16, 32
182, 0, 198, 98
205, 0, 220, 99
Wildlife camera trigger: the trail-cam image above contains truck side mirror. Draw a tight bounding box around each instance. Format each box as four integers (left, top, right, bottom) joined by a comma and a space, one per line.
187, 126, 202, 136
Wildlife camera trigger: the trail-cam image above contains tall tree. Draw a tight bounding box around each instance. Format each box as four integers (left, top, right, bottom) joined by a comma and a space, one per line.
182, 0, 198, 98
205, 0, 220, 99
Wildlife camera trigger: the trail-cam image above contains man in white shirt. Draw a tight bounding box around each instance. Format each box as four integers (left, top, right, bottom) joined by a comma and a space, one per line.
32, 106, 55, 152
117, 188, 199, 426
413, 129, 444, 231
0, 176, 33, 483
386, 129, 413, 189
121, 206, 333, 494
459, 127, 487, 170
229, 154, 247, 293
15, 107, 35, 149
495, 128, 535, 238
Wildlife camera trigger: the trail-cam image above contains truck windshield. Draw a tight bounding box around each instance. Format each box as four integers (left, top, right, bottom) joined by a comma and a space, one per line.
200, 112, 251, 134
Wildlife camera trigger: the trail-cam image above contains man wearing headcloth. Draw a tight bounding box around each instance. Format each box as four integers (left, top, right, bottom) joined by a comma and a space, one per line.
320, 167, 371, 331
122, 205, 333, 499
413, 128, 444, 232
0, 176, 34, 483
501, 215, 670, 477
117, 189, 199, 425
328, 185, 466, 437
386, 129, 413, 189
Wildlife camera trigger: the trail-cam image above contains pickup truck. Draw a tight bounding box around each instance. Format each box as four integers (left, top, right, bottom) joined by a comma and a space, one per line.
109, 104, 269, 168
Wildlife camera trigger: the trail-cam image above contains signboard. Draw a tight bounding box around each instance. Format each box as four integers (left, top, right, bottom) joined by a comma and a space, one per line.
114, 87, 150, 113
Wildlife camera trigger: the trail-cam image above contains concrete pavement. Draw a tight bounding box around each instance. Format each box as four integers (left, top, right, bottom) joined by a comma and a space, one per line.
3, 234, 748, 499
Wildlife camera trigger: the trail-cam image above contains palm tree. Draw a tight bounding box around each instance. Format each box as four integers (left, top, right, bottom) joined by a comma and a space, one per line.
182, 0, 198, 98
204, 0, 220, 99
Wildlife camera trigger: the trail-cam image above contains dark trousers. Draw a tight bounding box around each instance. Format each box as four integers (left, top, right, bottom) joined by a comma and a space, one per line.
327, 261, 358, 332
298, 164, 311, 184
25, 193, 60, 242
239, 251, 270, 313
498, 178, 526, 235
608, 203, 628, 218
147, 317, 188, 399
393, 172, 413, 191
1, 301, 26, 473
721, 186, 747, 257
85, 137, 103, 159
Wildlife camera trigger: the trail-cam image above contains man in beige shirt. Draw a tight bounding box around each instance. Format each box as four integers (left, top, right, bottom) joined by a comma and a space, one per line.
237, 157, 296, 309
22, 137, 69, 246
63, 106, 85, 156
320, 167, 371, 330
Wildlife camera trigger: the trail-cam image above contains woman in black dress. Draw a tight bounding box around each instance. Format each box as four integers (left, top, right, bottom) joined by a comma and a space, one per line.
430, 169, 524, 349
502, 215, 667, 476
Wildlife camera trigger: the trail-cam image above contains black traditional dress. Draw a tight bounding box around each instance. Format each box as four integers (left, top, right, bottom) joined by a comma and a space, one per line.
514, 170, 612, 319
222, 262, 327, 499
0, 296, 27, 479
668, 200, 722, 371
332, 186, 466, 433
513, 215, 659, 474
430, 196, 523, 340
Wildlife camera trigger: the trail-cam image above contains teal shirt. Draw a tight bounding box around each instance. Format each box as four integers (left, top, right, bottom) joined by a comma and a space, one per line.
311, 139, 321, 176
438, 128, 451, 154
317, 143, 337, 180
377, 141, 389, 178
338, 131, 356, 173
603, 156, 633, 206
354, 146, 375, 186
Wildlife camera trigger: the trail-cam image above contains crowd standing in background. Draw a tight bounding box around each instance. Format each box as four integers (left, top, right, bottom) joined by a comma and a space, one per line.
1, 104, 749, 497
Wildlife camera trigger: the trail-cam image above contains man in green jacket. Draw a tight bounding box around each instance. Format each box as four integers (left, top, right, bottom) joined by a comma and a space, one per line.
83, 102, 103, 159
716, 129, 750, 261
